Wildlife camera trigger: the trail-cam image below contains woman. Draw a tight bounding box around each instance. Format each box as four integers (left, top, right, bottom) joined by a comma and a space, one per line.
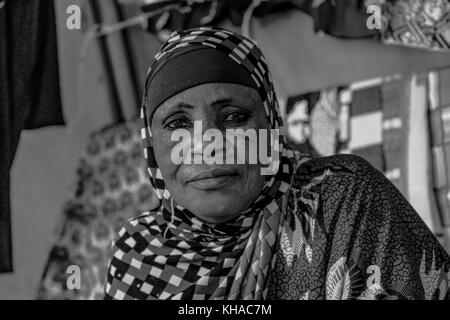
104, 26, 450, 300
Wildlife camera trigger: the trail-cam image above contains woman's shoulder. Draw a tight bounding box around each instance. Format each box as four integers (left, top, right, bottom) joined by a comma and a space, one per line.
292, 153, 385, 191
295, 153, 381, 180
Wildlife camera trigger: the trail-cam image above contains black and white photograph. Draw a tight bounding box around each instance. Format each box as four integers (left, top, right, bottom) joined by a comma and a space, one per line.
1, 0, 450, 306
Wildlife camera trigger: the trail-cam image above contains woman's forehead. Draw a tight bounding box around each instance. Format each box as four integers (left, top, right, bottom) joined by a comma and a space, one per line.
155, 82, 262, 114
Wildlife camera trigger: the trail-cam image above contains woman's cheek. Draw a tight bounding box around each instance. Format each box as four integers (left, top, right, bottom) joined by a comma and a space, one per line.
153, 130, 181, 174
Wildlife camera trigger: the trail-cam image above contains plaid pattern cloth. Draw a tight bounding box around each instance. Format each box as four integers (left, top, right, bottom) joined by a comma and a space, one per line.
339, 78, 416, 200
284, 78, 409, 194
104, 26, 301, 300
341, 85, 385, 171
283, 72, 450, 252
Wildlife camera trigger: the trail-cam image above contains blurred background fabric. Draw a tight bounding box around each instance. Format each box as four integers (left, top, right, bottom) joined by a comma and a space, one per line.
37, 119, 157, 299
1, 0, 450, 299
284, 71, 450, 249
0, 0, 64, 273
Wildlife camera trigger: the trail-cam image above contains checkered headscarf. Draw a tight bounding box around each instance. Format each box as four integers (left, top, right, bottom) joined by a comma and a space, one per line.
105, 26, 300, 300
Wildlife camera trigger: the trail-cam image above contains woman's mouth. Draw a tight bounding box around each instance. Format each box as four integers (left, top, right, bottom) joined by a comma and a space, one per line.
186, 168, 238, 190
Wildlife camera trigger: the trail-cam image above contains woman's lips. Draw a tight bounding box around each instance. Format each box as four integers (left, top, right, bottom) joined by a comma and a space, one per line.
186, 169, 238, 190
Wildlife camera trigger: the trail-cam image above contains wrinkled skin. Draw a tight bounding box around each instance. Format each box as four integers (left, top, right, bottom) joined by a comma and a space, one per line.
151, 83, 269, 224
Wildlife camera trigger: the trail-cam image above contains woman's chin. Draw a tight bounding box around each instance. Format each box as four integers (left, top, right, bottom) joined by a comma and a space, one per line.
186, 194, 244, 224
196, 213, 239, 225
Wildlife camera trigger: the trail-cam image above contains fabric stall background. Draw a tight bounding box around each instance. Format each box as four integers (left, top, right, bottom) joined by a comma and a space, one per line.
132, 0, 450, 51
0, 0, 160, 299
37, 120, 157, 300
1, 0, 450, 299
283, 71, 450, 250
428, 68, 450, 249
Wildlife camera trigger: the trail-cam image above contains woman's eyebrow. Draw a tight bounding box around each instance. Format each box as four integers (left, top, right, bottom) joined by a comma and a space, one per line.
161, 103, 194, 124
162, 102, 194, 116
173, 102, 195, 110
210, 98, 233, 108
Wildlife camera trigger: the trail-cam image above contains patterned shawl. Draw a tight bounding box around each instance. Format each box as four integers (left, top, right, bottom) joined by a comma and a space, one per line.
104, 26, 302, 300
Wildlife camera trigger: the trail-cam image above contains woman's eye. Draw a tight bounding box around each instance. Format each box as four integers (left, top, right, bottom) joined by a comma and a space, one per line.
224, 111, 250, 124
165, 118, 192, 129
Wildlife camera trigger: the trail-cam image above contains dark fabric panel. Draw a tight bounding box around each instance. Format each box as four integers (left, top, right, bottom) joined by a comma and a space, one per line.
308, 0, 378, 39
440, 67, 450, 107
350, 86, 383, 116
0, 1, 13, 273
146, 47, 257, 118
0, 0, 64, 273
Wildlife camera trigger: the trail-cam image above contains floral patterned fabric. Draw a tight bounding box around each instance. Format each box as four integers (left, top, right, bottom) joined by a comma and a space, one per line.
269, 154, 450, 300
37, 120, 158, 300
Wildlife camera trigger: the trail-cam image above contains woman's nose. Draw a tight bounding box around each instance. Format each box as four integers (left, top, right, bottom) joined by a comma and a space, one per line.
191, 119, 222, 160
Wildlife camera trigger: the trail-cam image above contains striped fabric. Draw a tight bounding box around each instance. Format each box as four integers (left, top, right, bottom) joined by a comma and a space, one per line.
344, 85, 385, 171
428, 68, 450, 249
284, 78, 410, 192
104, 26, 302, 300
283, 72, 450, 251
381, 78, 408, 195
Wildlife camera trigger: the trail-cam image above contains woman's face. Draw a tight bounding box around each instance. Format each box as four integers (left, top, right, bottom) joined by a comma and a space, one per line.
151, 83, 269, 224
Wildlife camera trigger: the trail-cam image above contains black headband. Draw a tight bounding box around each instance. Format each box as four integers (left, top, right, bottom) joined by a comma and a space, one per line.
145, 47, 258, 122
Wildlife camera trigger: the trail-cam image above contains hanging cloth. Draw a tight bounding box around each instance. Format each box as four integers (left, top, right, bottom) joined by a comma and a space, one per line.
0, 0, 64, 273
